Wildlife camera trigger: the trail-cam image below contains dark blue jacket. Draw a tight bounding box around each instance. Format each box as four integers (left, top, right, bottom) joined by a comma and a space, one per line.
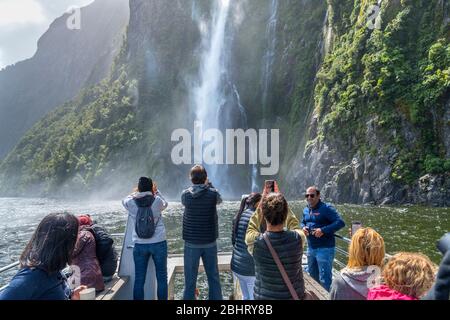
301, 200, 345, 249
0, 267, 70, 300
181, 183, 222, 245
423, 233, 450, 300
231, 208, 255, 277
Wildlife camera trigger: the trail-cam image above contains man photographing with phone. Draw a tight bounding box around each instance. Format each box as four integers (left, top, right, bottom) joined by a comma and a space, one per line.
301, 186, 345, 292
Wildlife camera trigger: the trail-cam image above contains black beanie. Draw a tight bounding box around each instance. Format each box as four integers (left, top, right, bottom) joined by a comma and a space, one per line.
138, 177, 153, 192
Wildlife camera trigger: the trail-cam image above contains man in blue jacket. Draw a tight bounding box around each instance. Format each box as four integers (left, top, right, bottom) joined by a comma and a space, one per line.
301, 186, 345, 291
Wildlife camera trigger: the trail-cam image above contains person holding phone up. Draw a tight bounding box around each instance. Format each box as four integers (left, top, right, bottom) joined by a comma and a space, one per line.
245, 180, 306, 255
301, 186, 345, 292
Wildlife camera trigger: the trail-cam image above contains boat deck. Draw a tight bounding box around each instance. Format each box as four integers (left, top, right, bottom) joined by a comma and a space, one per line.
94, 252, 329, 300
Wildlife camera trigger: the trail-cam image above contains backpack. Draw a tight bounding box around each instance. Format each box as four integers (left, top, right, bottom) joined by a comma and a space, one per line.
85, 224, 118, 277
89, 225, 115, 261
134, 195, 157, 239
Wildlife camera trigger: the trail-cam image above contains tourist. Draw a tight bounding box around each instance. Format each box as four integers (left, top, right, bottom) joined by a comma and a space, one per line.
301, 186, 345, 291
423, 232, 450, 300
245, 181, 306, 254
0, 213, 86, 300
122, 177, 169, 300
253, 193, 305, 300
368, 252, 437, 300
330, 227, 385, 300
71, 215, 105, 292
181, 165, 223, 300
231, 192, 261, 300
88, 218, 118, 283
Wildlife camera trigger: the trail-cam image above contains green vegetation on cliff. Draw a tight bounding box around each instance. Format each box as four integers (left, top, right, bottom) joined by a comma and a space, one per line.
0, 0, 448, 203
0, 69, 140, 194
311, 0, 450, 184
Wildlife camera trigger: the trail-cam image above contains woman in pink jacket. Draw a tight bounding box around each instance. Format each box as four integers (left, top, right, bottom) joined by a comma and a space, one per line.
71, 215, 105, 292
367, 252, 437, 300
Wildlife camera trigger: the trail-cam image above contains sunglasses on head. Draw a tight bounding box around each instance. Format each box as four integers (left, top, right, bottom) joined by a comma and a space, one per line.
305, 193, 316, 198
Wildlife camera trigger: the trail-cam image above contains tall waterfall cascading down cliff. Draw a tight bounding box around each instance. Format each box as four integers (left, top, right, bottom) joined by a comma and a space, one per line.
192, 0, 256, 195
192, 0, 231, 192
261, 0, 278, 127
0, 0, 448, 205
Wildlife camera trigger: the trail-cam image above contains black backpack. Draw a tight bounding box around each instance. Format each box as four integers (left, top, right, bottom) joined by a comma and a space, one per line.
134, 195, 157, 239
89, 225, 115, 261
86, 224, 118, 277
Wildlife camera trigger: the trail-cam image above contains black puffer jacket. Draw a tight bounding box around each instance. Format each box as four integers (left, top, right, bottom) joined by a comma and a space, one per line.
231, 208, 255, 276
89, 224, 118, 277
181, 184, 222, 245
423, 233, 450, 300
253, 230, 305, 300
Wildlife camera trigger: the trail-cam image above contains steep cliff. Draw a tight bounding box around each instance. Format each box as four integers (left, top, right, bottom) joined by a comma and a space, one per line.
0, 0, 202, 198
0, 0, 129, 159
283, 0, 450, 206
0, 0, 448, 205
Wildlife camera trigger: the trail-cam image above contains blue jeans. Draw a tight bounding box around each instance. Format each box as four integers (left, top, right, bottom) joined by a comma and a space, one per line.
307, 247, 335, 292
233, 272, 255, 300
183, 244, 223, 300
133, 241, 168, 300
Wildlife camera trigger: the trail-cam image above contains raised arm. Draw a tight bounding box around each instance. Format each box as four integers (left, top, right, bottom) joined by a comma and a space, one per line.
122, 194, 134, 212
155, 191, 168, 211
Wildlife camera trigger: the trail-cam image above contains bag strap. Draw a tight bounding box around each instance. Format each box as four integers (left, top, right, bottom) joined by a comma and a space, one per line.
148, 195, 162, 227
262, 233, 299, 300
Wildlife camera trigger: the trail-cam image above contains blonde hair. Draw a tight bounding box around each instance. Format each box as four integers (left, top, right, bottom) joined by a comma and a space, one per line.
383, 252, 437, 299
347, 227, 385, 269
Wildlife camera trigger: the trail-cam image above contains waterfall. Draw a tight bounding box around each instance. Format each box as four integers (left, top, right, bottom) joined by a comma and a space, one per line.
191, 0, 258, 195
194, 0, 230, 124
193, 0, 231, 189
320, 7, 332, 58
261, 0, 279, 126
232, 85, 258, 192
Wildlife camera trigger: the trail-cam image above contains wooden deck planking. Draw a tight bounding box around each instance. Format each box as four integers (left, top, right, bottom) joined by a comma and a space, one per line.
167, 252, 329, 300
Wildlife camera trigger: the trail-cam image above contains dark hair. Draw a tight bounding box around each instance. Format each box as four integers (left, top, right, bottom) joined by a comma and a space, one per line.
138, 177, 153, 193
190, 165, 207, 184
261, 193, 288, 226
232, 193, 262, 244
20, 212, 79, 274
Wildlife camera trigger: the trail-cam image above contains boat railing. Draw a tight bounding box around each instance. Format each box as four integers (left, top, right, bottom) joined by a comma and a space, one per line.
0, 261, 20, 275
0, 233, 393, 294
0, 235, 232, 292
333, 233, 393, 272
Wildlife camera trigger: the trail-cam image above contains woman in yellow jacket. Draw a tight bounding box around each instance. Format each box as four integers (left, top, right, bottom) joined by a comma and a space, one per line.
245, 181, 306, 254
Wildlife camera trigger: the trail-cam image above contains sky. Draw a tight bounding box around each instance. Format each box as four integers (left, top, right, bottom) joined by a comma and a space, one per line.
0, 0, 95, 69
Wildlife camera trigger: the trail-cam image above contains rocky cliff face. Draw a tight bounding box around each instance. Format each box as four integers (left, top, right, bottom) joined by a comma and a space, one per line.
0, 0, 129, 159
283, 0, 450, 206
0, 0, 448, 205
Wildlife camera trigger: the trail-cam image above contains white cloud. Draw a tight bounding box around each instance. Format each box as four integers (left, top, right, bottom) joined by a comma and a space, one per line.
0, 0, 97, 68
0, 0, 47, 28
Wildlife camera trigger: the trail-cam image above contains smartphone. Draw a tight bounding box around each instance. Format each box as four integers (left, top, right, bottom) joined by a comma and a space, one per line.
351, 221, 362, 236
265, 180, 275, 193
